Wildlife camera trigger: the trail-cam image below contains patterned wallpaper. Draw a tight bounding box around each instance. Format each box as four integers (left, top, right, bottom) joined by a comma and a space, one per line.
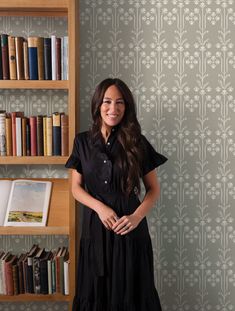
1, 0, 235, 310
79, 0, 235, 310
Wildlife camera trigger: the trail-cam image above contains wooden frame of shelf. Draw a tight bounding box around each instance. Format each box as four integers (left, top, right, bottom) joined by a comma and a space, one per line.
0, 293, 70, 302
0, 80, 68, 89
0, 156, 68, 165
0, 1, 79, 308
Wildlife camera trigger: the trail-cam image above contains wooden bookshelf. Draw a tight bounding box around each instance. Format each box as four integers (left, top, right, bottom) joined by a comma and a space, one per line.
0, 293, 70, 302
0, 80, 68, 89
0, 156, 68, 165
0, 0, 79, 309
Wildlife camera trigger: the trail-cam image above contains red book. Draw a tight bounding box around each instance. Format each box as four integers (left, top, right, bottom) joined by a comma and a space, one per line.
29, 116, 37, 156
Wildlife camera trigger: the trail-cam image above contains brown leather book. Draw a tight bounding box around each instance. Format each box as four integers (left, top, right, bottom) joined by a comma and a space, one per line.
5, 255, 18, 295
15, 37, 24, 80
23, 40, 29, 80
21, 117, 27, 156
1, 34, 9, 80
17, 253, 27, 294
29, 116, 37, 156
12, 259, 19, 295
8, 36, 17, 80
61, 114, 69, 156
5, 114, 13, 156
56, 37, 61, 80
36, 115, 43, 155
36, 37, 44, 80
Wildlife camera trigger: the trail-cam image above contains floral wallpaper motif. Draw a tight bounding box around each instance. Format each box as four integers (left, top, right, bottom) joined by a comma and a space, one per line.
1, 0, 235, 310
79, 0, 235, 310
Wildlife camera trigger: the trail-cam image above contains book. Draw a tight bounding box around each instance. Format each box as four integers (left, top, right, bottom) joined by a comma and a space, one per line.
8, 36, 17, 80
44, 37, 52, 80
15, 37, 24, 80
1, 179, 52, 227
23, 40, 29, 80
28, 37, 38, 80
1, 34, 9, 80
52, 112, 61, 155
0, 110, 6, 156
61, 114, 68, 156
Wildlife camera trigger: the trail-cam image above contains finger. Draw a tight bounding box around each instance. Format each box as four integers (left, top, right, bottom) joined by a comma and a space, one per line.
103, 221, 111, 230
116, 223, 132, 234
112, 216, 128, 230
113, 220, 129, 232
120, 225, 134, 235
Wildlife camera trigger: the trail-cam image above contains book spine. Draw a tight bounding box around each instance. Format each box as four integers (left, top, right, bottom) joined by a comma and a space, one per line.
8, 36, 17, 80
43, 116, 47, 156
52, 112, 61, 155
11, 112, 17, 156
63, 36, 68, 80
0, 111, 6, 156
5, 115, 12, 156
29, 116, 37, 156
61, 114, 68, 156
12, 264, 19, 295
51, 35, 56, 80
47, 259, 52, 294
44, 37, 52, 80
26, 122, 31, 156
64, 260, 69, 295
56, 37, 61, 80
16, 117, 22, 156
15, 37, 24, 80
0, 42, 3, 79
36, 37, 44, 80
36, 115, 43, 156
46, 116, 52, 156
5, 260, 14, 295
33, 258, 41, 294
28, 37, 38, 80
21, 117, 27, 156
1, 34, 9, 80
23, 40, 29, 80
40, 259, 48, 294
26, 257, 34, 293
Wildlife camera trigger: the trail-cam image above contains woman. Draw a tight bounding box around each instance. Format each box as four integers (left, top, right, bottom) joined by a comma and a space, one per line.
65, 78, 167, 311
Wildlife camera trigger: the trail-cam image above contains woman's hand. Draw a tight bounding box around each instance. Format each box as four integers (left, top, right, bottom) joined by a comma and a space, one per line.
112, 213, 142, 235
97, 205, 119, 230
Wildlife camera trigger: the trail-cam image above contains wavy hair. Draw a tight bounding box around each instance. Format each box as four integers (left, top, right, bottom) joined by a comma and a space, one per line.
90, 78, 143, 195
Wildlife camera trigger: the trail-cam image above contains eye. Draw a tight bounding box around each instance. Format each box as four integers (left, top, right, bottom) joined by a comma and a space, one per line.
102, 99, 111, 104
116, 100, 125, 105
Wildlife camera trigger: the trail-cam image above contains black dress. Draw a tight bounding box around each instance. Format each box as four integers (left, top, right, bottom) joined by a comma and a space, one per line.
65, 128, 167, 311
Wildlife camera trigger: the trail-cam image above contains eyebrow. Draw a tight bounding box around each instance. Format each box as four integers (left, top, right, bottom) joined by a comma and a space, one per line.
103, 97, 124, 100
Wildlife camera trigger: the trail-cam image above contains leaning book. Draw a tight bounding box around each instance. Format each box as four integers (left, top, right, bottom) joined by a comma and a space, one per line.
0, 179, 52, 226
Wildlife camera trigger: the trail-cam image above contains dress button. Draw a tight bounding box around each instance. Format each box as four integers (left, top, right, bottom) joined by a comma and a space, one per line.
107, 142, 110, 145
104, 180, 108, 184
104, 160, 107, 163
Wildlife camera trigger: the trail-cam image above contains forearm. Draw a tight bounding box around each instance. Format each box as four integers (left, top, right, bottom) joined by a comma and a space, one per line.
133, 188, 160, 220
71, 184, 104, 214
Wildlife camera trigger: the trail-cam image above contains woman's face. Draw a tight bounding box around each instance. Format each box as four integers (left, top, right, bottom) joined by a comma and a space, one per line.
100, 85, 125, 131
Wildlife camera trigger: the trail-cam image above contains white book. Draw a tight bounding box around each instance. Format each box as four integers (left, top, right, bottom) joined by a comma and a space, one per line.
62, 36, 68, 80
16, 116, 22, 156
64, 259, 69, 295
1, 179, 52, 227
51, 35, 56, 80
0, 111, 6, 156
47, 258, 52, 294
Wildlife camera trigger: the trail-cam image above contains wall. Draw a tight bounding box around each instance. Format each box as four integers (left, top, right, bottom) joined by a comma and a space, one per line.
79, 0, 235, 310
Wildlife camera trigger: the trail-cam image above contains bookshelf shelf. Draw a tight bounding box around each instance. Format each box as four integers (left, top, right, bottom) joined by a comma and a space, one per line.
0, 293, 70, 302
0, 80, 68, 89
0, 226, 69, 235
0, 156, 68, 165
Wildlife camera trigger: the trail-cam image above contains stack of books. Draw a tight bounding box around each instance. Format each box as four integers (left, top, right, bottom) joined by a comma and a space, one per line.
0, 245, 69, 296
0, 34, 68, 80
0, 111, 68, 156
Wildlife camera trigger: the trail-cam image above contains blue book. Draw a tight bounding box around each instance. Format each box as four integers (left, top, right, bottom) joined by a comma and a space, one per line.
28, 37, 39, 80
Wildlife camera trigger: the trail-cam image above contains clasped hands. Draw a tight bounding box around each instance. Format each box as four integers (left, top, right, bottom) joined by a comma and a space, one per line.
97, 206, 142, 235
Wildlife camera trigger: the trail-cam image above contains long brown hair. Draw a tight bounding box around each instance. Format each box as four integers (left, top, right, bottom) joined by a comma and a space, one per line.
90, 78, 143, 195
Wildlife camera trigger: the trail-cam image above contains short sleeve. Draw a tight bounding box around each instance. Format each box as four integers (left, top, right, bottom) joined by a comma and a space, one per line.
141, 135, 168, 176
65, 134, 83, 174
